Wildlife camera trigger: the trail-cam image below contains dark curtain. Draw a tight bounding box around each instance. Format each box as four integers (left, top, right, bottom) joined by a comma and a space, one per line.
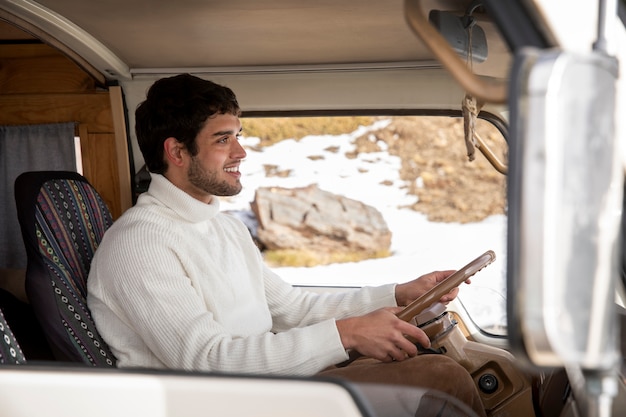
0, 123, 77, 269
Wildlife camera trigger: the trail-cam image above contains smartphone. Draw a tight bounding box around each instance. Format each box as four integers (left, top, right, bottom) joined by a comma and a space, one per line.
397, 250, 496, 322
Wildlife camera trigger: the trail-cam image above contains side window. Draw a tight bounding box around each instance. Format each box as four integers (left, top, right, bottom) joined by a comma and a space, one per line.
226, 115, 507, 335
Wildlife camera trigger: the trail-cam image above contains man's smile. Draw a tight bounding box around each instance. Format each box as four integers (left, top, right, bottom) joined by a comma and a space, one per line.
224, 164, 241, 178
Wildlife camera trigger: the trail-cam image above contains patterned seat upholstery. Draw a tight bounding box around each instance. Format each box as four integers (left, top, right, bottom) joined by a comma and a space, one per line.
0, 308, 26, 365
15, 171, 116, 367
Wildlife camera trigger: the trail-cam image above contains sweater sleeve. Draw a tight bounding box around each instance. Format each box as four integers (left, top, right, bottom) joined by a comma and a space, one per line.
263, 266, 398, 332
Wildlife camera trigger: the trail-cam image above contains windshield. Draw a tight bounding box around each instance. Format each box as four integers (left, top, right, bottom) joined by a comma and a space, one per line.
221, 114, 508, 336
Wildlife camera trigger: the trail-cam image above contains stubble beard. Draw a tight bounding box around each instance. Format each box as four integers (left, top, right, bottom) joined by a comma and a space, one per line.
187, 156, 242, 197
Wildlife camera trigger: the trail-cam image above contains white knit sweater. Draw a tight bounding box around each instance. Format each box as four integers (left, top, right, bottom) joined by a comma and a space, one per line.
87, 173, 398, 375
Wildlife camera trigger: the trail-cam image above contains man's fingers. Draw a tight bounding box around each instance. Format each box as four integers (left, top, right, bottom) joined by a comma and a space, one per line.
434, 270, 456, 283
440, 287, 460, 303
398, 322, 430, 349
388, 306, 405, 315
385, 348, 403, 362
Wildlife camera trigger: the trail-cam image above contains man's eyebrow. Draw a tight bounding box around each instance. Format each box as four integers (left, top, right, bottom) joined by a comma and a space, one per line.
212, 127, 243, 137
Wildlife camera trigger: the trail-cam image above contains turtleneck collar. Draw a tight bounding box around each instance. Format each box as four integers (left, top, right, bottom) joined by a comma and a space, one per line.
143, 173, 221, 224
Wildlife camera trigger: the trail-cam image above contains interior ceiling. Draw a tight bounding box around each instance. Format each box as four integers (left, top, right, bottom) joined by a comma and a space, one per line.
31, 0, 433, 69
0, 0, 509, 78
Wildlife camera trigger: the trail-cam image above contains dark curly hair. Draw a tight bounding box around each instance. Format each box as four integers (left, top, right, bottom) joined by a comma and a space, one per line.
135, 74, 241, 174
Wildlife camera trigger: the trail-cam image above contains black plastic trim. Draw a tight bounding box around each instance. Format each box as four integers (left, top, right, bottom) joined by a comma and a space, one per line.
482, 0, 552, 51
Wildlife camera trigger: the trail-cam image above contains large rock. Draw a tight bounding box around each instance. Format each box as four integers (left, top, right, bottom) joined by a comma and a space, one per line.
250, 184, 391, 256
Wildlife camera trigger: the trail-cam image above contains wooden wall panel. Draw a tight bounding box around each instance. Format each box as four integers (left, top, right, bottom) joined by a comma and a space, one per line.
0, 44, 96, 93
109, 86, 132, 213
79, 127, 121, 217
0, 43, 131, 219
0, 93, 113, 130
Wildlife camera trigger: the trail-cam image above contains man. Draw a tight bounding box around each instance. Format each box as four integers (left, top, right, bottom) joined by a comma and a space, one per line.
87, 74, 486, 416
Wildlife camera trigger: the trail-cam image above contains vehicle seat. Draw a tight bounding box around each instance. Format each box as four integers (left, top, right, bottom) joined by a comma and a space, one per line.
0, 288, 54, 361
14, 171, 116, 366
0, 307, 26, 364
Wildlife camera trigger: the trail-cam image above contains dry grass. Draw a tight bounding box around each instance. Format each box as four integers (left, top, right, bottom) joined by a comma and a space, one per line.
241, 116, 376, 145
264, 248, 392, 268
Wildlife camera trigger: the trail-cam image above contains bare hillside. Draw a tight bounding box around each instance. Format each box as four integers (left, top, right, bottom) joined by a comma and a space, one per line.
355, 116, 508, 223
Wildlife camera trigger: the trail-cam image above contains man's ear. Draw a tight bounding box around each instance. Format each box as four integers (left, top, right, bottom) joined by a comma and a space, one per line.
163, 137, 186, 167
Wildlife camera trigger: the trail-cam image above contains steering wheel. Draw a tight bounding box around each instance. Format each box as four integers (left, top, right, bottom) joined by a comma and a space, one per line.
337, 250, 496, 367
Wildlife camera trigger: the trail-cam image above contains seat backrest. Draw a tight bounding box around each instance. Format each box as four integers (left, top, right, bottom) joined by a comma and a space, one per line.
0, 308, 26, 365
14, 171, 116, 367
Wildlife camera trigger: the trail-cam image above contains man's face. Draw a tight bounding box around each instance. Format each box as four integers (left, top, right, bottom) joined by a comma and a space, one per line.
183, 113, 246, 202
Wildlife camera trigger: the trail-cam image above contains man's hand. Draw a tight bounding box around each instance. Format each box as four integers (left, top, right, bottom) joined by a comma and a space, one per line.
395, 270, 471, 307
336, 307, 430, 362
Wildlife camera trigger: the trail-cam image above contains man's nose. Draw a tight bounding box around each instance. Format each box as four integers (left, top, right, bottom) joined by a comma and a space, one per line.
232, 139, 247, 159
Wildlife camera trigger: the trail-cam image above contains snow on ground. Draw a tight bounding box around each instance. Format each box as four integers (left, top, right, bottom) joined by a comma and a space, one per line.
219, 121, 508, 331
